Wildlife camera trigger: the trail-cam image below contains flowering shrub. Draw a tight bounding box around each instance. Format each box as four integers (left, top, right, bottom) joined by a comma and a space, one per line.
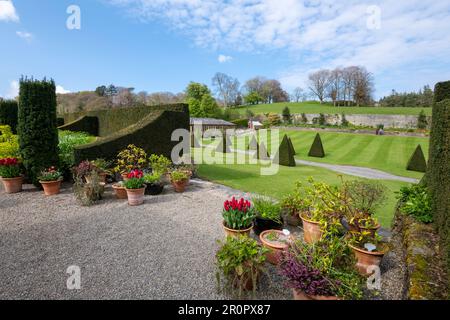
38, 166, 63, 182
0, 157, 22, 178
0, 125, 19, 159
223, 197, 255, 230
124, 169, 145, 189
114, 144, 148, 174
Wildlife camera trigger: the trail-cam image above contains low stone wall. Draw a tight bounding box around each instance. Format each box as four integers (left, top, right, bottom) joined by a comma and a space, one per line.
290, 113, 431, 129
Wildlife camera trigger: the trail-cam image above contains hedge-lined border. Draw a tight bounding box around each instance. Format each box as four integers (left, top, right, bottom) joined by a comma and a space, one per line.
58, 116, 99, 136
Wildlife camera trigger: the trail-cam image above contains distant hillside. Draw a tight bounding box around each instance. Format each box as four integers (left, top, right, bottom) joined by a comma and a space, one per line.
57, 91, 110, 114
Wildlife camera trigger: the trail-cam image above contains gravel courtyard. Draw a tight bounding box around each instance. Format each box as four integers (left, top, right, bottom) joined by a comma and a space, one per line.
0, 180, 294, 300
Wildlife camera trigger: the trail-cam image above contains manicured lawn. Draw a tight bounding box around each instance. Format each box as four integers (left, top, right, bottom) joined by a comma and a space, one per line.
235, 101, 432, 116
196, 159, 408, 228
229, 129, 429, 179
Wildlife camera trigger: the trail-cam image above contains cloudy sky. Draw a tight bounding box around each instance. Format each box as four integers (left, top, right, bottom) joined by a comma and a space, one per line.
1, 0, 450, 99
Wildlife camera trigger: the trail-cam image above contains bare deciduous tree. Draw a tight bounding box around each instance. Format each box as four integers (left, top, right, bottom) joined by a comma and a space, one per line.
212, 72, 241, 107
308, 70, 331, 104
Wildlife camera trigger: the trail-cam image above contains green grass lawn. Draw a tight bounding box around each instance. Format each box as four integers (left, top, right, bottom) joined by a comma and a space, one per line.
196, 159, 408, 228
235, 101, 432, 116
227, 129, 429, 179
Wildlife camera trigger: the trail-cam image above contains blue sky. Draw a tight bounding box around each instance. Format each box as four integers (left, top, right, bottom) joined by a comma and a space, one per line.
1, 0, 450, 100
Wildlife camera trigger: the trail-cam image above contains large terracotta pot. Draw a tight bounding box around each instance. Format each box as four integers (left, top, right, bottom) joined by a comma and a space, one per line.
223, 221, 253, 238
40, 180, 62, 196
112, 184, 128, 199
1, 176, 23, 194
300, 215, 323, 244
125, 187, 146, 206
172, 179, 189, 193
349, 244, 385, 276
259, 230, 289, 265
292, 289, 340, 300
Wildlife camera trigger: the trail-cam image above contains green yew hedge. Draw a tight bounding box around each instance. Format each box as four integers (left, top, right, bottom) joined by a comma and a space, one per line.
274, 134, 295, 167
406, 144, 427, 172
0, 100, 18, 133
308, 133, 325, 158
58, 116, 99, 136
18, 78, 60, 186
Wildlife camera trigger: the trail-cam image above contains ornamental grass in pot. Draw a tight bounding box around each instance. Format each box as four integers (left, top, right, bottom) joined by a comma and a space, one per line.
124, 169, 146, 206
73, 170, 105, 206
216, 235, 268, 296
347, 230, 388, 276
170, 169, 189, 193
144, 172, 164, 195
38, 166, 63, 196
259, 229, 291, 265
0, 157, 23, 193
279, 237, 363, 300
252, 197, 283, 235
222, 197, 255, 237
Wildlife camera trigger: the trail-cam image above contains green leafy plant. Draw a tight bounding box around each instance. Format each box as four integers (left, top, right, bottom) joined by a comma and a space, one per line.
170, 170, 189, 183
347, 230, 385, 252
0, 157, 22, 178
114, 144, 148, 174
124, 170, 146, 189
58, 130, 95, 173
90, 158, 112, 174
396, 185, 433, 223
38, 166, 63, 182
223, 197, 256, 230
216, 236, 268, 296
252, 196, 282, 224
148, 154, 171, 176
0, 125, 19, 159
281, 181, 311, 217
144, 172, 161, 184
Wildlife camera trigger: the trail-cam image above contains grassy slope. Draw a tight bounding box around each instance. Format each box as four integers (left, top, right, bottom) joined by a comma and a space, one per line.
229, 130, 429, 179
196, 159, 407, 228
236, 101, 432, 116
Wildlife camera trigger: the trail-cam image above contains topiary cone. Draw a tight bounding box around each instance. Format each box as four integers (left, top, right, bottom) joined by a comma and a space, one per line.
287, 136, 296, 155
273, 134, 296, 166
308, 133, 325, 158
406, 144, 427, 172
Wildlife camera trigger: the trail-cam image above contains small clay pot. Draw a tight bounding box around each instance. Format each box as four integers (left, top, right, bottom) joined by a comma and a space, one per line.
259, 230, 289, 265
40, 180, 62, 196
349, 244, 385, 276
223, 221, 253, 238
292, 289, 340, 300
300, 215, 323, 244
172, 179, 189, 193
112, 183, 127, 199
1, 176, 23, 194
125, 187, 146, 206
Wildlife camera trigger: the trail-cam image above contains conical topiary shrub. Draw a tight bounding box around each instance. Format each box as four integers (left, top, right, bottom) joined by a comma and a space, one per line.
406, 144, 427, 172
287, 136, 296, 155
254, 142, 270, 160
308, 133, 325, 158
273, 135, 296, 166
247, 135, 258, 150
216, 133, 231, 153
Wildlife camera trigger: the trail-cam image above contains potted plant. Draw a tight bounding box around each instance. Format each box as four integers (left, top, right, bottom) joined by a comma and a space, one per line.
169, 169, 189, 193
73, 170, 105, 206
342, 180, 386, 235
38, 166, 63, 196
112, 181, 127, 199
279, 237, 363, 300
347, 230, 387, 276
252, 197, 283, 235
222, 197, 255, 237
144, 172, 164, 195
0, 157, 23, 193
114, 144, 148, 180
74, 160, 100, 183
124, 169, 146, 206
89, 158, 112, 183
216, 236, 268, 295
281, 181, 310, 226
148, 154, 171, 177
259, 229, 291, 265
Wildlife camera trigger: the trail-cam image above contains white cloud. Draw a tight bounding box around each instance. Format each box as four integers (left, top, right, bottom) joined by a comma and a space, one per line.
16, 31, 33, 42
108, 0, 450, 96
218, 54, 232, 63
56, 85, 71, 94
4, 80, 19, 99
0, 0, 19, 22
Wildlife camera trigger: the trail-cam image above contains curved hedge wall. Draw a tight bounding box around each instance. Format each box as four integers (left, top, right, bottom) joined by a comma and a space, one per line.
58, 116, 99, 136
0, 100, 18, 133
73, 104, 189, 163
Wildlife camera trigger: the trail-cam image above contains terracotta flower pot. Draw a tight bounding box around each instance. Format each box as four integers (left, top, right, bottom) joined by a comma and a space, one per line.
112, 183, 128, 199
300, 215, 323, 244
292, 289, 340, 300
172, 179, 189, 193
259, 230, 289, 265
40, 180, 62, 196
349, 244, 385, 276
125, 187, 146, 206
1, 176, 23, 194
223, 221, 253, 238
121, 173, 129, 181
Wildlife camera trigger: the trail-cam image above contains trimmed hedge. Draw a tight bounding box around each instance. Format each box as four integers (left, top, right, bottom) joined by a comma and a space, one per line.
274, 134, 296, 167
0, 100, 18, 133
74, 105, 189, 163
18, 78, 60, 186
308, 133, 325, 158
434, 81, 450, 102
406, 145, 427, 172
58, 116, 99, 136
57, 117, 65, 127
287, 136, 296, 155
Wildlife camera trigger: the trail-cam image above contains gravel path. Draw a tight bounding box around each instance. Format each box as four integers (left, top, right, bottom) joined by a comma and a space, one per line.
0, 180, 296, 300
